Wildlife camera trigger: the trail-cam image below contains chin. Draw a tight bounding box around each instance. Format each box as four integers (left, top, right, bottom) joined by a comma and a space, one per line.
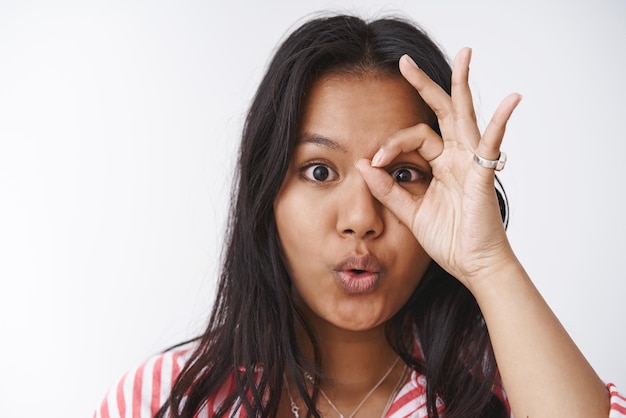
326, 306, 391, 332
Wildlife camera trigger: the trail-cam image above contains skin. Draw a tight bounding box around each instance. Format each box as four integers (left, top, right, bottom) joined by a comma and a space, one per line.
275, 49, 610, 417
274, 72, 433, 333
357, 50, 609, 417
274, 73, 432, 416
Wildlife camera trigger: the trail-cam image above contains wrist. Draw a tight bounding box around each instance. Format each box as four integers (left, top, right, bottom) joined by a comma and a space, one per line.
461, 250, 527, 297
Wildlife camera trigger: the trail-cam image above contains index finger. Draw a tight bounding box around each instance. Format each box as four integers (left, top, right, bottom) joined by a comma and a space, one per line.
399, 54, 453, 127
355, 158, 421, 230
371, 123, 443, 168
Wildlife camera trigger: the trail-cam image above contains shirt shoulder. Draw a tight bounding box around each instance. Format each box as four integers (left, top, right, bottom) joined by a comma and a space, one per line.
609, 383, 626, 417
93, 342, 196, 418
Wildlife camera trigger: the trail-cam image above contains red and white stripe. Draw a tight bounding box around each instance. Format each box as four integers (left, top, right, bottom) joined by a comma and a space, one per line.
610, 383, 626, 418
94, 344, 626, 418
95, 345, 192, 418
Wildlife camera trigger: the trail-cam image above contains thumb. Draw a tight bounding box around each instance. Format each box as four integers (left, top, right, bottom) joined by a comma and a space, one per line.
355, 159, 420, 230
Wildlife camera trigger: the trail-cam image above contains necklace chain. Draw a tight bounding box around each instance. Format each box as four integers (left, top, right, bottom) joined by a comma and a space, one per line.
285, 357, 403, 418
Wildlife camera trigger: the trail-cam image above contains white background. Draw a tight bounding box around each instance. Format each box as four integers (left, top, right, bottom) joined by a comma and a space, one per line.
1, 1, 624, 416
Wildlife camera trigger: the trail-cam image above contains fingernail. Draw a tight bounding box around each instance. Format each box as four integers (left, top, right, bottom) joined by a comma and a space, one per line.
354, 158, 368, 170
402, 54, 418, 69
371, 148, 385, 167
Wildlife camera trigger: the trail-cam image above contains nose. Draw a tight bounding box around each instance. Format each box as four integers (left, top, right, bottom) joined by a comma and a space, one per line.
336, 176, 384, 240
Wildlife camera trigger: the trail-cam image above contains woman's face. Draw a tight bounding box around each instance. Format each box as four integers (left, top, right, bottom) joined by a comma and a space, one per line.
274, 72, 433, 332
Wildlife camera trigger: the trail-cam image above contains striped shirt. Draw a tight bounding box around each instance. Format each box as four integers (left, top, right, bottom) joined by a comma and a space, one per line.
94, 343, 626, 418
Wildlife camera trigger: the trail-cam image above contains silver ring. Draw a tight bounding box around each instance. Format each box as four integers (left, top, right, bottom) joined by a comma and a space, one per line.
473, 151, 507, 171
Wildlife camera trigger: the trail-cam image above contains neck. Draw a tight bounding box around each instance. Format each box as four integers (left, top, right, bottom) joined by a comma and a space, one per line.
295, 310, 400, 392
286, 313, 408, 418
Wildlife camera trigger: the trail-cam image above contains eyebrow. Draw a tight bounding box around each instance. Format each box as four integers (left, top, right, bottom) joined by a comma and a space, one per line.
298, 132, 348, 153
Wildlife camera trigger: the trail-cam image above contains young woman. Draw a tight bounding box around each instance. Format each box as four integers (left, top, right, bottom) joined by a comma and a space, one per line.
94, 14, 625, 418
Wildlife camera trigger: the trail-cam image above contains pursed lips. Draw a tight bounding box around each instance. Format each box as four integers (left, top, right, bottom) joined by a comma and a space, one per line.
332, 254, 384, 294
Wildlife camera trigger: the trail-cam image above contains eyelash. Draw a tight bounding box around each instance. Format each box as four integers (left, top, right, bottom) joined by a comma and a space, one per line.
298, 162, 429, 184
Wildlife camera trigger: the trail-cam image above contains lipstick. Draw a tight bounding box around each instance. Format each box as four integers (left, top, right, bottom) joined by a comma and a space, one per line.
333, 254, 384, 294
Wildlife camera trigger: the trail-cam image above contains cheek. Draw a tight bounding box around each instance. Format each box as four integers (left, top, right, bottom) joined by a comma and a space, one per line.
384, 248, 430, 317
274, 184, 334, 266
404, 254, 431, 292
386, 218, 431, 286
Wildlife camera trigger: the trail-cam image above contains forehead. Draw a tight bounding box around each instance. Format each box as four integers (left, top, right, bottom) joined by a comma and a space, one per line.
298, 72, 431, 148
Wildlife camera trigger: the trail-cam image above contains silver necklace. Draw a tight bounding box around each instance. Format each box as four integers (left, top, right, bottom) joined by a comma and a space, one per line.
285, 357, 403, 418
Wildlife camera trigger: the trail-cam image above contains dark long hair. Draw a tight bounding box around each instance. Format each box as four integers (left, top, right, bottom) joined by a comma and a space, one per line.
156, 14, 508, 418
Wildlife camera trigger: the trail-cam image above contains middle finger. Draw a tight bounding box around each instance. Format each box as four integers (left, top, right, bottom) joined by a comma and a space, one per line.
450, 47, 481, 149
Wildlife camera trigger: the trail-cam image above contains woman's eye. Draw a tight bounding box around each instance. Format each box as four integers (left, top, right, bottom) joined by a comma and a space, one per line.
391, 167, 423, 183
301, 164, 338, 182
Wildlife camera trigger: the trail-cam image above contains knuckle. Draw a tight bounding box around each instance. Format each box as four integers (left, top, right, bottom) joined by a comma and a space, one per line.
452, 110, 476, 123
